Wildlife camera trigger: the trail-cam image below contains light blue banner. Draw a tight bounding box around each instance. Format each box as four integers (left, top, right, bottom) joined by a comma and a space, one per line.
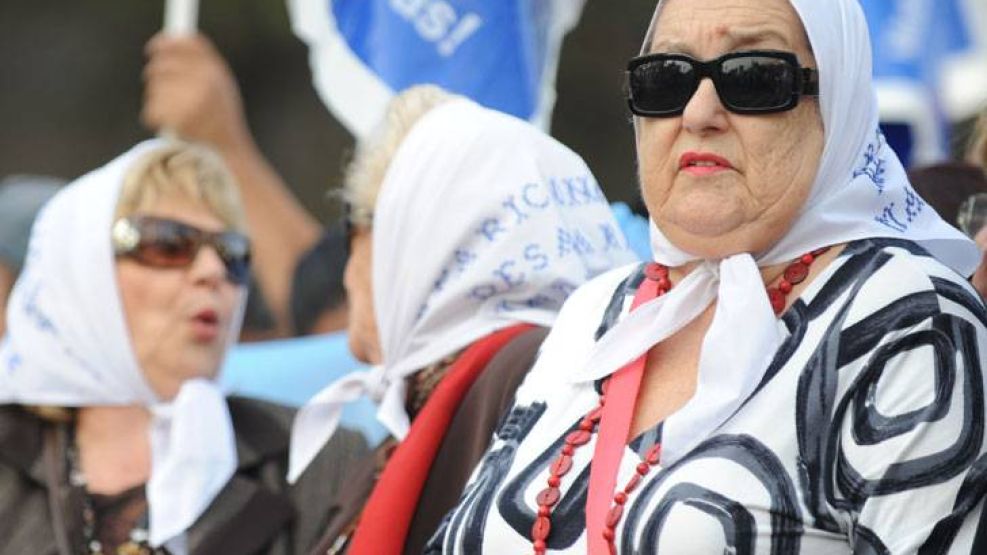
221, 331, 386, 441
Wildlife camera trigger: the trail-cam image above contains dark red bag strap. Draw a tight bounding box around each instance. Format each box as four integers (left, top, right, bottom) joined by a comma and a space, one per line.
347, 323, 535, 555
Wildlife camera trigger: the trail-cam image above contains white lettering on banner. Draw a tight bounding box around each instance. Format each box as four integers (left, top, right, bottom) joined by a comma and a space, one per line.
874, 189, 926, 233
857, 130, 927, 234
22, 282, 57, 336
478, 218, 508, 242
556, 227, 594, 258
453, 249, 476, 272
12, 278, 103, 382
413, 175, 631, 320
388, 0, 484, 57
494, 260, 525, 289
524, 244, 549, 271
522, 183, 550, 209
4, 355, 20, 375
503, 195, 530, 225
438, 14, 482, 57
600, 223, 626, 252
416, 1, 455, 41
391, 0, 428, 19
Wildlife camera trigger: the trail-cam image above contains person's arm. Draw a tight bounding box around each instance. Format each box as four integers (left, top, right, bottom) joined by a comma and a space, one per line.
0, 261, 14, 337
141, 33, 321, 335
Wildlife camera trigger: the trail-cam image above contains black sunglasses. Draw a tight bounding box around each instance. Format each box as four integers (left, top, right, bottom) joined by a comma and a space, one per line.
626, 50, 819, 117
112, 215, 251, 285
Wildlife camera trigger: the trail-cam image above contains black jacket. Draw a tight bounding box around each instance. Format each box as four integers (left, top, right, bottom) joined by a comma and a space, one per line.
0, 396, 363, 555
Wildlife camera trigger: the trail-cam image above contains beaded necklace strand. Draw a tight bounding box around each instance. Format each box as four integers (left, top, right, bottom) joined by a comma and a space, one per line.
68, 429, 166, 555
530, 247, 830, 554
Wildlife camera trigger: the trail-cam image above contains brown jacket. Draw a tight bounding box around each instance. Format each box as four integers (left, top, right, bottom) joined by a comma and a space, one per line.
0, 397, 368, 555
300, 326, 549, 555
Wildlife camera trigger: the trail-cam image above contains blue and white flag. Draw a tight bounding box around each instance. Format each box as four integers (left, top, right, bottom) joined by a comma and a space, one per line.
862, 0, 987, 164
288, 0, 585, 139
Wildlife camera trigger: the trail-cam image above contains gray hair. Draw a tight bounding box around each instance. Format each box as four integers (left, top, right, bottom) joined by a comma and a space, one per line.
341, 85, 457, 228
970, 108, 987, 172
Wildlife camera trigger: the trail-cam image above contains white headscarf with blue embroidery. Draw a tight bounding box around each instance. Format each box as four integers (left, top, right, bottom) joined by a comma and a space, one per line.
0, 140, 243, 552
568, 0, 979, 463
288, 98, 638, 482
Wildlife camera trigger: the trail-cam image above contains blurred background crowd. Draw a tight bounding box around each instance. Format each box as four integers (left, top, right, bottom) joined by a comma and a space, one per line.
3, 0, 982, 220
0, 0, 657, 219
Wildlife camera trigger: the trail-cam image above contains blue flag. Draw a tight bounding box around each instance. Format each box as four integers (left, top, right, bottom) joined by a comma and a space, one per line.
861, 0, 987, 165
289, 0, 584, 138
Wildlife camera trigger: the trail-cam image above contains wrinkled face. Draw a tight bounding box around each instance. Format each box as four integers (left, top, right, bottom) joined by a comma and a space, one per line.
638, 0, 825, 258
344, 227, 382, 364
116, 195, 242, 400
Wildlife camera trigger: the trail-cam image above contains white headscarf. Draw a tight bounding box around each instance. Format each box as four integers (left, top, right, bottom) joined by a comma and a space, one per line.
288, 99, 638, 482
568, 0, 980, 463
0, 140, 243, 551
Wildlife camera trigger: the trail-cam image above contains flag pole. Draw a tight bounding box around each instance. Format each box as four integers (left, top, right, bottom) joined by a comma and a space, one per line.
159, 0, 199, 139
163, 0, 198, 36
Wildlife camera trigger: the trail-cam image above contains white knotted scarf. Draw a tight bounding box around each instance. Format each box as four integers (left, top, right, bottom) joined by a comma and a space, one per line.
0, 140, 243, 551
568, 0, 980, 463
288, 99, 638, 482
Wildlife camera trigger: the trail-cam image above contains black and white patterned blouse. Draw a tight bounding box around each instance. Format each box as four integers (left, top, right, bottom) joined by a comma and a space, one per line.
427, 239, 987, 554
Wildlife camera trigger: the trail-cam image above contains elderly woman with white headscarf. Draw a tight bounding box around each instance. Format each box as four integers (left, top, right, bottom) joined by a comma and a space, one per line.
430, 0, 987, 553
286, 85, 637, 555
0, 141, 342, 554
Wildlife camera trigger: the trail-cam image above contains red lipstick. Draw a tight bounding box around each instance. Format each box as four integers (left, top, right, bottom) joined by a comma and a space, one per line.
678, 152, 733, 176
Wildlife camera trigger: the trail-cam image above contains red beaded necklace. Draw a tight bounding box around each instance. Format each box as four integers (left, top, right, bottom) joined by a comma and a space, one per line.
530, 247, 830, 555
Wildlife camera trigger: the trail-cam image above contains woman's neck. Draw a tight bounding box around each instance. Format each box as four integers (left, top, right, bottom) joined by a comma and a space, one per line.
75, 405, 152, 495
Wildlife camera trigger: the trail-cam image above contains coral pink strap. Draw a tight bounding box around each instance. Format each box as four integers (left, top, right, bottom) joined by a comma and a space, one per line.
586, 278, 658, 554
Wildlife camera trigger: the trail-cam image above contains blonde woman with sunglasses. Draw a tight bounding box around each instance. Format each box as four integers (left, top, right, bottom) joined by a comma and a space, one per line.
0, 140, 363, 555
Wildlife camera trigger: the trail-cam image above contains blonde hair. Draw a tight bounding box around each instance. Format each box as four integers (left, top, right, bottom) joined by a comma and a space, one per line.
970, 109, 987, 172
116, 141, 247, 233
25, 405, 74, 423
341, 85, 456, 228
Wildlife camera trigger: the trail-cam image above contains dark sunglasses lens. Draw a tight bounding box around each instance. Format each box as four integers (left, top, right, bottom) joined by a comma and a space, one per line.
719, 56, 795, 110
135, 220, 198, 267
215, 232, 251, 285
630, 58, 697, 114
